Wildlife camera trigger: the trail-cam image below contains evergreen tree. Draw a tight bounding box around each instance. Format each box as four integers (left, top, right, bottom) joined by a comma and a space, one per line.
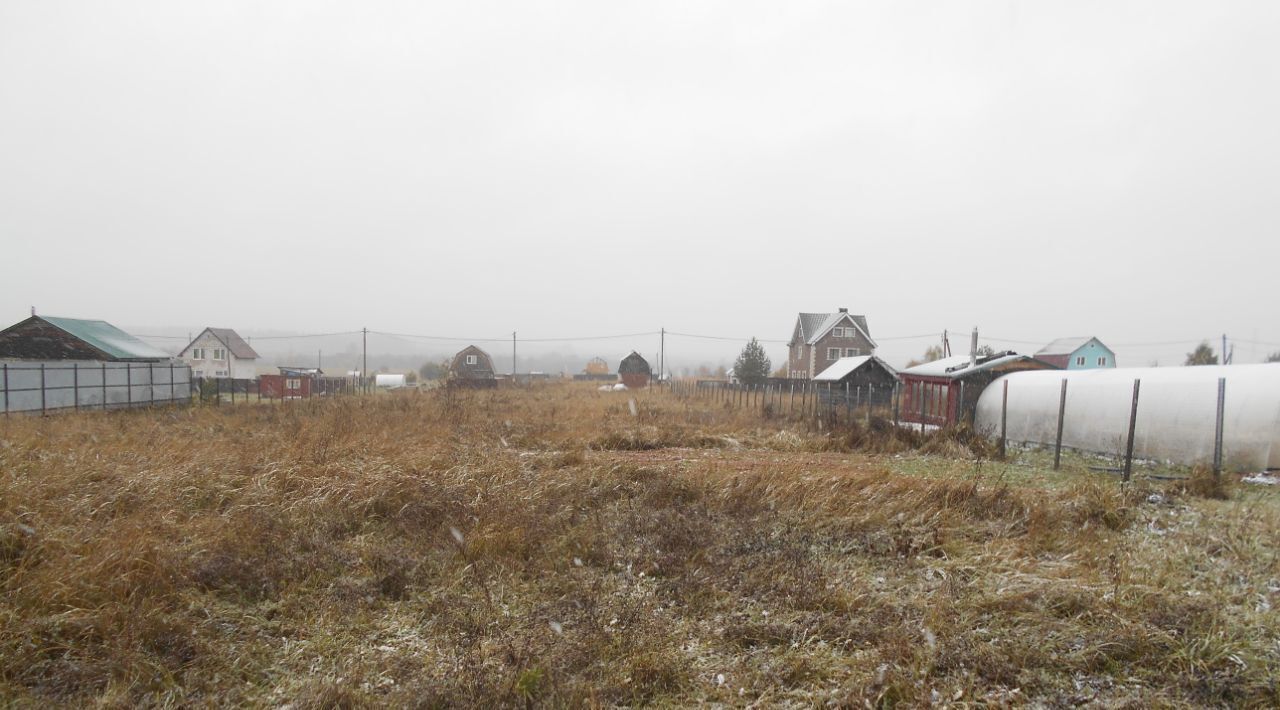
734, 338, 772, 385
1184, 341, 1218, 366
1266, 351, 1280, 363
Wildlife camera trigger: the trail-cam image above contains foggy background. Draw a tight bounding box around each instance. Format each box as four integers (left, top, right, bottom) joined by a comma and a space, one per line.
2, 1, 1278, 373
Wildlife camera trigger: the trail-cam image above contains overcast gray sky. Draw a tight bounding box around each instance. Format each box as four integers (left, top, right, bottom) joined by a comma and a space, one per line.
2, 1, 1278, 369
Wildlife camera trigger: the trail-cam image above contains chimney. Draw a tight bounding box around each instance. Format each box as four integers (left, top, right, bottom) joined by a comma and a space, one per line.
969, 327, 979, 368
838, 307, 848, 313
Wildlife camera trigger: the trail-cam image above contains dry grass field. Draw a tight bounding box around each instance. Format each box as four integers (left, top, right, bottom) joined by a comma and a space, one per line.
1, 383, 1278, 707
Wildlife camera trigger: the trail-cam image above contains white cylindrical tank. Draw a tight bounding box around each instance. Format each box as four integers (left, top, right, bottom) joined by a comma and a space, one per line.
975, 364, 1280, 471
375, 373, 407, 389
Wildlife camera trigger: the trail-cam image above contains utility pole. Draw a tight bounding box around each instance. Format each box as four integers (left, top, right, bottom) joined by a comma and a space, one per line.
362, 328, 368, 394
660, 328, 665, 384
512, 331, 517, 376
1222, 334, 1229, 365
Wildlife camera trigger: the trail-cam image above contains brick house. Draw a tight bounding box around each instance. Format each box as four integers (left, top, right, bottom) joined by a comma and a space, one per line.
787, 308, 876, 379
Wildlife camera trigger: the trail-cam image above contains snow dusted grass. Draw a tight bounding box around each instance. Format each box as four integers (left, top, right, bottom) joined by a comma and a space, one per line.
1, 383, 1278, 706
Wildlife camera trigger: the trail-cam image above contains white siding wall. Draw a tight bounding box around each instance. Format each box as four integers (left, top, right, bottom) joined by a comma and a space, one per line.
182, 332, 256, 379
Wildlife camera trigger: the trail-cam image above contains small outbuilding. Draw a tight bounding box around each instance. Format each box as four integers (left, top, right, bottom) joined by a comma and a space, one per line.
813, 355, 900, 406
449, 345, 497, 387
618, 352, 652, 389
899, 352, 1059, 427
259, 367, 323, 399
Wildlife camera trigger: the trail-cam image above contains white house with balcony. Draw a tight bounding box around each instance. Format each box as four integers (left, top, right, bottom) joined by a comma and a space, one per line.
178, 327, 261, 379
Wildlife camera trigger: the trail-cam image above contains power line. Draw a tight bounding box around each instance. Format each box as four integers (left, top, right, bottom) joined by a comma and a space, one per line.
369, 330, 660, 343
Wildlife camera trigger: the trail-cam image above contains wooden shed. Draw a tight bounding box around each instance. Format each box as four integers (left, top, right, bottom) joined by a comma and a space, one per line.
618, 352, 651, 389
899, 352, 1059, 427
449, 345, 497, 388
812, 355, 899, 407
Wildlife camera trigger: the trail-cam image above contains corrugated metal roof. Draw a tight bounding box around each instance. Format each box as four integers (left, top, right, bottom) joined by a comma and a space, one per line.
794, 311, 873, 346
40, 316, 172, 361
901, 352, 1030, 379
1036, 336, 1103, 356
813, 355, 897, 381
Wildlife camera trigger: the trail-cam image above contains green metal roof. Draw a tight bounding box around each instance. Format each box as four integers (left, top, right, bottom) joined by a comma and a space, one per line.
40, 316, 172, 360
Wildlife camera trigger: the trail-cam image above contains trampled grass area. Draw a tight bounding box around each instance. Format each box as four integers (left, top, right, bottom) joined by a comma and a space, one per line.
1, 383, 1277, 707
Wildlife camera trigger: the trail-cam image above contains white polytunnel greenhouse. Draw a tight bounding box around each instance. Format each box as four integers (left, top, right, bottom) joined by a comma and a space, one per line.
974, 364, 1280, 472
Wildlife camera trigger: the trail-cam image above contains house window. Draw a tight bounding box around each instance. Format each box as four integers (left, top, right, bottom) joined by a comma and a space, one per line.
191, 348, 203, 360
1098, 357, 1107, 366
287, 378, 301, 390
466, 355, 477, 365
845, 348, 860, 357
213, 348, 226, 360
215, 370, 227, 377
833, 327, 844, 338
827, 348, 839, 360
1076, 356, 1086, 366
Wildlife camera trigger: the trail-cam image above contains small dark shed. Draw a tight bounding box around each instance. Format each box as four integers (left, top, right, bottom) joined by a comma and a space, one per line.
812, 355, 899, 406
618, 352, 651, 389
449, 345, 497, 387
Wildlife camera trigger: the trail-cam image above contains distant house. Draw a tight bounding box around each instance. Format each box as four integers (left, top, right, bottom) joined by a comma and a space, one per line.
449, 345, 497, 387
573, 356, 615, 382
584, 357, 609, 375
1036, 337, 1116, 370
179, 327, 260, 379
787, 308, 876, 379
618, 352, 652, 389
899, 351, 1059, 427
0, 315, 170, 361
813, 356, 900, 404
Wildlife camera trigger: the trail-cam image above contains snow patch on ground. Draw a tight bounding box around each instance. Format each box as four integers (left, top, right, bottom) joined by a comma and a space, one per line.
1242, 473, 1278, 485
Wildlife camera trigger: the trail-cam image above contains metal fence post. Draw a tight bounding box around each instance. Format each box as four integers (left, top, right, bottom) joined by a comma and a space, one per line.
73, 364, 79, 411
127, 365, 132, 408
1053, 379, 1068, 470
40, 363, 46, 414
998, 380, 1008, 458
867, 384, 874, 427
101, 363, 107, 410
148, 363, 154, 407
1122, 379, 1141, 483
1213, 377, 1226, 477
2, 363, 7, 416
169, 362, 175, 402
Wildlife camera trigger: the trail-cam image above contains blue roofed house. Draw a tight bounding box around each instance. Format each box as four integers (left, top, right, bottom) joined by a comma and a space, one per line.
1035, 337, 1116, 370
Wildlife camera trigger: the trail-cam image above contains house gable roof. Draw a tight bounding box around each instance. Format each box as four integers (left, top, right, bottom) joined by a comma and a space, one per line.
450, 345, 495, 376
791, 311, 874, 347
813, 355, 899, 382
1037, 336, 1109, 357
181, 327, 260, 360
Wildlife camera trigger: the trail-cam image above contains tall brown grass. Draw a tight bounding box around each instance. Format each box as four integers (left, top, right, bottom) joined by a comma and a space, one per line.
0, 384, 1276, 706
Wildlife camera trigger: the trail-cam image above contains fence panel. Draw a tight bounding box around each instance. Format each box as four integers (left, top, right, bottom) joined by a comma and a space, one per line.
0, 360, 191, 414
